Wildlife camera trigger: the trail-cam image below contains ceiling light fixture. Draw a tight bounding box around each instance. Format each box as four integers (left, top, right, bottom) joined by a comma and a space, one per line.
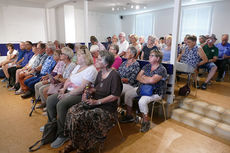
131, 5, 134, 9
112, 7, 115, 11
136, 5, 140, 10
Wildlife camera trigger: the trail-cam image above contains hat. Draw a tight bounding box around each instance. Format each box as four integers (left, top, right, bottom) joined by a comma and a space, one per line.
209, 34, 217, 40
90, 45, 99, 52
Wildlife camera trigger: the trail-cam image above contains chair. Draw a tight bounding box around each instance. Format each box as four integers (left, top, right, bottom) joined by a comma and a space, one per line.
150, 99, 167, 122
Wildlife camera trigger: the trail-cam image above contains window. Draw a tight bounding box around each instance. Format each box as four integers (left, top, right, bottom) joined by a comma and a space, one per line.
135, 13, 153, 40
180, 6, 212, 42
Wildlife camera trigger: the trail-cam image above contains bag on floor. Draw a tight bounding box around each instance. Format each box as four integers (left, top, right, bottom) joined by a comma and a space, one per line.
29, 120, 57, 152
178, 84, 190, 96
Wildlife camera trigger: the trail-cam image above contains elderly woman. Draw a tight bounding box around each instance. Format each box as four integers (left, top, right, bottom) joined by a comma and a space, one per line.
109, 44, 122, 70
35, 47, 76, 108
59, 51, 122, 153
162, 35, 172, 62
118, 47, 140, 99
120, 49, 167, 133
129, 34, 142, 59
141, 35, 158, 60
45, 48, 98, 149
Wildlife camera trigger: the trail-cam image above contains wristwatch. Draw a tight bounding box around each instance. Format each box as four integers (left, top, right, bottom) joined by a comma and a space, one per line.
97, 101, 102, 105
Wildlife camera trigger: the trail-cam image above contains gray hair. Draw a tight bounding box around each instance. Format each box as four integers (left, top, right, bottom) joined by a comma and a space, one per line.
99, 50, 114, 68
46, 42, 56, 51
128, 46, 137, 57
61, 47, 74, 59
119, 32, 126, 37
148, 35, 157, 43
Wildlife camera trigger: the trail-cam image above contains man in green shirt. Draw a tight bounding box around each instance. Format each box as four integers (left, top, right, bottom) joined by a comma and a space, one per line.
200, 34, 218, 90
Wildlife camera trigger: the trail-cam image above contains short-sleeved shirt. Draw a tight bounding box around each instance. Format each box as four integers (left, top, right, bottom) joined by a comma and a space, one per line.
118, 60, 140, 87
52, 61, 65, 75
162, 48, 171, 62
62, 62, 76, 78
68, 65, 98, 91
16, 49, 25, 62
142, 45, 158, 60
31, 53, 48, 69
180, 45, 201, 68
7, 49, 18, 61
94, 70, 123, 112
20, 50, 34, 67
118, 40, 129, 55
27, 54, 38, 67
215, 43, 230, 58
40, 55, 56, 75
111, 56, 122, 70
140, 64, 167, 96
202, 44, 218, 60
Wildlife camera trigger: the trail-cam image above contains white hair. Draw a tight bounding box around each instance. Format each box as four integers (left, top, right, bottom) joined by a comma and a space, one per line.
119, 32, 126, 37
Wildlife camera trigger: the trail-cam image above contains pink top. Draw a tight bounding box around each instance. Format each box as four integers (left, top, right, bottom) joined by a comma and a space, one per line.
52, 61, 65, 75
112, 56, 122, 70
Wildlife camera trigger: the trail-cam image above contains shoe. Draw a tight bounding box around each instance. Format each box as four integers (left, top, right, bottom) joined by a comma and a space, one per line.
193, 81, 200, 89
15, 89, 25, 95
119, 115, 135, 123
43, 107, 47, 112
8, 86, 16, 91
59, 141, 75, 153
40, 126, 44, 132
1, 78, 7, 82
51, 137, 69, 148
36, 103, 46, 109
201, 83, 207, 90
140, 121, 150, 133
21, 91, 32, 99
42, 112, 47, 116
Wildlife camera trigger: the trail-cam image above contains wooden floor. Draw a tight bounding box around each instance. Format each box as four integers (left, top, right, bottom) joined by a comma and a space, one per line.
0, 78, 230, 153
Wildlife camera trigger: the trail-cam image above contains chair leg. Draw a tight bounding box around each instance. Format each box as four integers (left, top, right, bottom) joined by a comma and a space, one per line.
151, 102, 155, 122
117, 120, 124, 138
161, 101, 167, 121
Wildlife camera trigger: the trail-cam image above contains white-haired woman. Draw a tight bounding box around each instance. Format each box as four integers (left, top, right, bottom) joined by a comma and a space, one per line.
141, 35, 158, 60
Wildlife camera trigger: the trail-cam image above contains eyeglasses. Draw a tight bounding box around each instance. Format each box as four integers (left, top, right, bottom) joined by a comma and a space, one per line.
149, 54, 157, 57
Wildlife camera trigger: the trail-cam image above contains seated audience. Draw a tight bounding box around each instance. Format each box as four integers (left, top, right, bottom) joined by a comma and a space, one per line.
158, 37, 166, 49
15, 43, 47, 95
46, 48, 97, 149
0, 43, 18, 82
139, 36, 145, 47
177, 35, 208, 86
20, 43, 56, 98
90, 45, 99, 64
90, 36, 105, 51
120, 49, 167, 133
60, 51, 122, 153
215, 34, 230, 81
118, 47, 140, 102
162, 35, 172, 62
129, 34, 142, 59
199, 34, 218, 89
34, 49, 64, 108
109, 44, 122, 70
118, 32, 129, 57
8, 41, 34, 87
141, 35, 158, 60
198, 35, 207, 47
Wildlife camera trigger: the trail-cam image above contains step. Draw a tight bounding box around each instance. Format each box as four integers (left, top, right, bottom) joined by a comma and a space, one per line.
181, 98, 230, 124
171, 108, 230, 141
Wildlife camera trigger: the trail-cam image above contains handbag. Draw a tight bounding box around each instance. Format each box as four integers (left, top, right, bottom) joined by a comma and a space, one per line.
137, 84, 155, 96
178, 84, 190, 96
47, 83, 63, 95
29, 120, 57, 152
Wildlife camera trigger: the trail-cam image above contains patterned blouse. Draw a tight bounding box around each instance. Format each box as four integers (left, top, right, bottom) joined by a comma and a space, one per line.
62, 62, 76, 78
31, 53, 48, 69
118, 60, 140, 87
53, 61, 65, 75
180, 46, 201, 68
140, 63, 167, 96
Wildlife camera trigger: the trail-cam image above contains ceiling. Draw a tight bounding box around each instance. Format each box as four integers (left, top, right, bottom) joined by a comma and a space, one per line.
0, 0, 224, 15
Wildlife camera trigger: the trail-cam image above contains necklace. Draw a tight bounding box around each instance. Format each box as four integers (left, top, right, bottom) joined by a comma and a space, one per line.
100, 69, 112, 87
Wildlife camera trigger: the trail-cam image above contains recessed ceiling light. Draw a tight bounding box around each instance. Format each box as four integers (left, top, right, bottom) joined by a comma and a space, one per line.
112, 7, 115, 11
131, 5, 134, 9
136, 5, 140, 10
117, 8, 119, 11
123, 7, 126, 10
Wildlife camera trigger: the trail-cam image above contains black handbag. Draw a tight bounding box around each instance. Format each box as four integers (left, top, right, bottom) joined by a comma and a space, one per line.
29, 120, 57, 152
179, 84, 190, 96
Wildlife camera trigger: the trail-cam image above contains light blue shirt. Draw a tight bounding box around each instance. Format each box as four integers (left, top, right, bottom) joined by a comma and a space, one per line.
40, 55, 56, 75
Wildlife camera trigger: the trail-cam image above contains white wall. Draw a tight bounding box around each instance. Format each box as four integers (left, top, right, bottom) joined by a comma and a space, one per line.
0, 5, 46, 43
121, 0, 230, 41
55, 6, 65, 43
46, 8, 57, 42
75, 8, 122, 43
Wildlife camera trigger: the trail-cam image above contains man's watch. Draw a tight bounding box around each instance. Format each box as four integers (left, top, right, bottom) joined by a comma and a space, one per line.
97, 101, 102, 105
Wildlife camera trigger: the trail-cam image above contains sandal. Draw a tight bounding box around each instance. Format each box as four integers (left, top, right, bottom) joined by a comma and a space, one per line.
59, 142, 75, 153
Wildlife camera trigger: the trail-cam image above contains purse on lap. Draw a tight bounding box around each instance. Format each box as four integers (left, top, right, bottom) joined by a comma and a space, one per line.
137, 84, 156, 96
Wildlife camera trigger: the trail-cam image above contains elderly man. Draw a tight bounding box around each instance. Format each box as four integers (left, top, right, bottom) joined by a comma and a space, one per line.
118, 32, 129, 57
90, 36, 105, 51
215, 34, 230, 81
199, 34, 218, 89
